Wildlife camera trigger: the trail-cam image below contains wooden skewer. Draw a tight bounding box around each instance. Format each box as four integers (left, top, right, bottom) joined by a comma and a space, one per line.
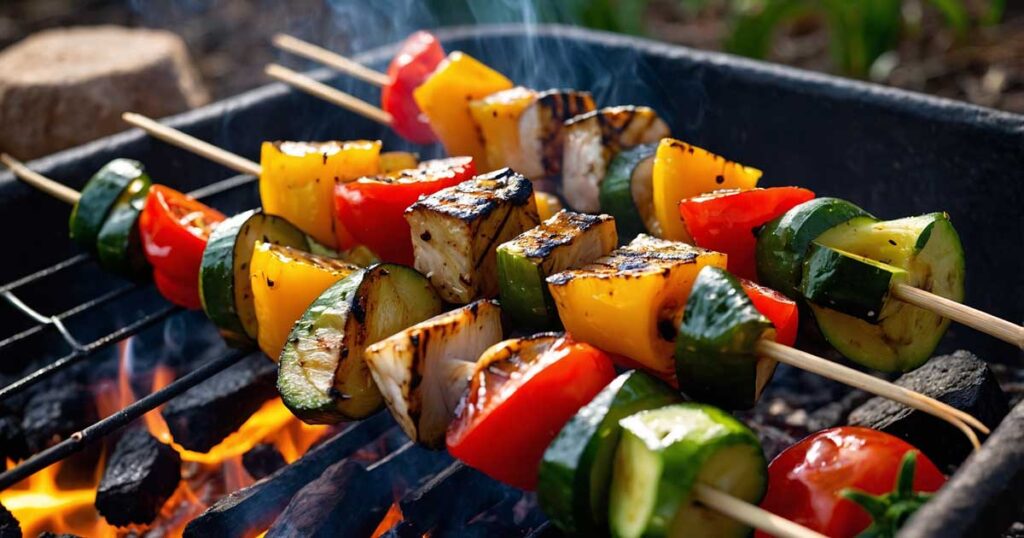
265, 64, 393, 127
693, 484, 828, 538
272, 34, 390, 88
892, 283, 1024, 349
756, 340, 987, 449
1, 154, 81, 205
121, 113, 262, 177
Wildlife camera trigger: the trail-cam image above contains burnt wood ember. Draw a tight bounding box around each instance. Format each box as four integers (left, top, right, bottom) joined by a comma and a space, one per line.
443, 491, 546, 538
242, 443, 286, 480
161, 353, 276, 452
95, 428, 181, 527
398, 462, 526, 535
20, 383, 97, 454
37, 533, 82, 538
0, 503, 19, 538
184, 411, 393, 538
849, 350, 1009, 472
267, 436, 452, 538
901, 398, 1024, 538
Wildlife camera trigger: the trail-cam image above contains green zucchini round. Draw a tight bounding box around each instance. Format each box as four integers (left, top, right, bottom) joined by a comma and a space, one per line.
277, 264, 443, 424
69, 159, 150, 250
608, 403, 767, 538
800, 243, 909, 324
675, 266, 777, 410
808, 212, 965, 372
95, 177, 151, 279
199, 210, 309, 346
539, 370, 679, 537
756, 197, 871, 298
599, 143, 657, 243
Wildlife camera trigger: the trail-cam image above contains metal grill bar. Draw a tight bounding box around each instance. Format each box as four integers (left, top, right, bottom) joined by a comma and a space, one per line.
0, 304, 179, 400
0, 172, 256, 400
0, 347, 251, 490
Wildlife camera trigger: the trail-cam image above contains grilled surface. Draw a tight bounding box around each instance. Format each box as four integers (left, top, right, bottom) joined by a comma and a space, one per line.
406, 168, 540, 303
563, 106, 669, 212
502, 210, 617, 274
366, 300, 504, 448
518, 89, 596, 180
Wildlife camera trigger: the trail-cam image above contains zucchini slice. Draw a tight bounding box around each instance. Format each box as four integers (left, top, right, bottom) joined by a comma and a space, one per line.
675, 266, 777, 410
599, 143, 658, 243
497, 210, 617, 328
365, 300, 503, 448
200, 210, 309, 346
609, 403, 767, 538
809, 213, 965, 372
756, 197, 871, 298
563, 106, 670, 213
539, 371, 680, 536
278, 264, 444, 424
547, 234, 727, 377
405, 168, 541, 304
69, 159, 150, 251
800, 243, 909, 323
95, 176, 151, 279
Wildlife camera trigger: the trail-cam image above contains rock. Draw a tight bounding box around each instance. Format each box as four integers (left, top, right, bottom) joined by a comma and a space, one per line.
95, 428, 181, 527
0, 26, 207, 159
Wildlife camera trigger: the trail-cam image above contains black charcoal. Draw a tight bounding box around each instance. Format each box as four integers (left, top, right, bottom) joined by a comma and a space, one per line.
0, 504, 19, 538
20, 384, 97, 454
95, 428, 181, 526
161, 353, 276, 452
242, 443, 286, 480
849, 350, 1008, 471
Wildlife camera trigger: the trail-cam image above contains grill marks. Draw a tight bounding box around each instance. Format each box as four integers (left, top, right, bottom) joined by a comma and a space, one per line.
547, 234, 704, 286
506, 210, 616, 263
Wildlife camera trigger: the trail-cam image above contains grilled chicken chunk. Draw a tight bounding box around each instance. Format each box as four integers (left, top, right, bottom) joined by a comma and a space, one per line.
365, 300, 503, 448
405, 168, 540, 303
562, 106, 670, 212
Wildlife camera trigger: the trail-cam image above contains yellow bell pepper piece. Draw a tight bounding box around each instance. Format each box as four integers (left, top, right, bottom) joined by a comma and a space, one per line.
652, 138, 762, 243
469, 86, 537, 173
250, 242, 358, 360
547, 235, 727, 377
534, 191, 563, 222
260, 140, 381, 249
380, 151, 419, 173
413, 52, 513, 169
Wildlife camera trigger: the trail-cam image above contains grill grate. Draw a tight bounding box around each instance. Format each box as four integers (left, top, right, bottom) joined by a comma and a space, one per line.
0, 172, 258, 490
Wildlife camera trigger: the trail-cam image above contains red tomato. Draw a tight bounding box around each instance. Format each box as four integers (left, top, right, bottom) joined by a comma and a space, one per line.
335, 157, 475, 265
679, 187, 815, 281
759, 427, 945, 538
139, 185, 225, 308
447, 335, 617, 490
741, 279, 799, 347
382, 31, 445, 144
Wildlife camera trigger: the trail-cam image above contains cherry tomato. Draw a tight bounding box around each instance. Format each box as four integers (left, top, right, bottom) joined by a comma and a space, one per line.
447, 335, 617, 490
759, 427, 945, 538
334, 157, 475, 265
382, 31, 445, 144
742, 279, 799, 347
140, 185, 225, 308
679, 187, 815, 280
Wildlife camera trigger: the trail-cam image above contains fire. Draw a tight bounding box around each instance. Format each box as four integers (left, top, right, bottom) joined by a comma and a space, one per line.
0, 338, 329, 537
371, 502, 406, 538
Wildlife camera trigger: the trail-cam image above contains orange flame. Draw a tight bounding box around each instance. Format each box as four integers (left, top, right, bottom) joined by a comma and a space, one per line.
0, 338, 329, 537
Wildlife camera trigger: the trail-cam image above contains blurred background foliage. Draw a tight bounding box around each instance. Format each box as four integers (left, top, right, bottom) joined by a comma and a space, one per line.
1, 0, 1021, 111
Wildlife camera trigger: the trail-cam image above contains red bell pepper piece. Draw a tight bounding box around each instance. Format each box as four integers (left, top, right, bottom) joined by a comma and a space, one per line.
335, 157, 475, 265
759, 427, 945, 538
382, 31, 445, 144
741, 279, 799, 347
679, 187, 815, 280
447, 334, 617, 490
139, 185, 226, 309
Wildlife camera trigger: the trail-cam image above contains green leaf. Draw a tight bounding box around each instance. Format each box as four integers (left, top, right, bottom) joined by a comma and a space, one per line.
724, 0, 810, 59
